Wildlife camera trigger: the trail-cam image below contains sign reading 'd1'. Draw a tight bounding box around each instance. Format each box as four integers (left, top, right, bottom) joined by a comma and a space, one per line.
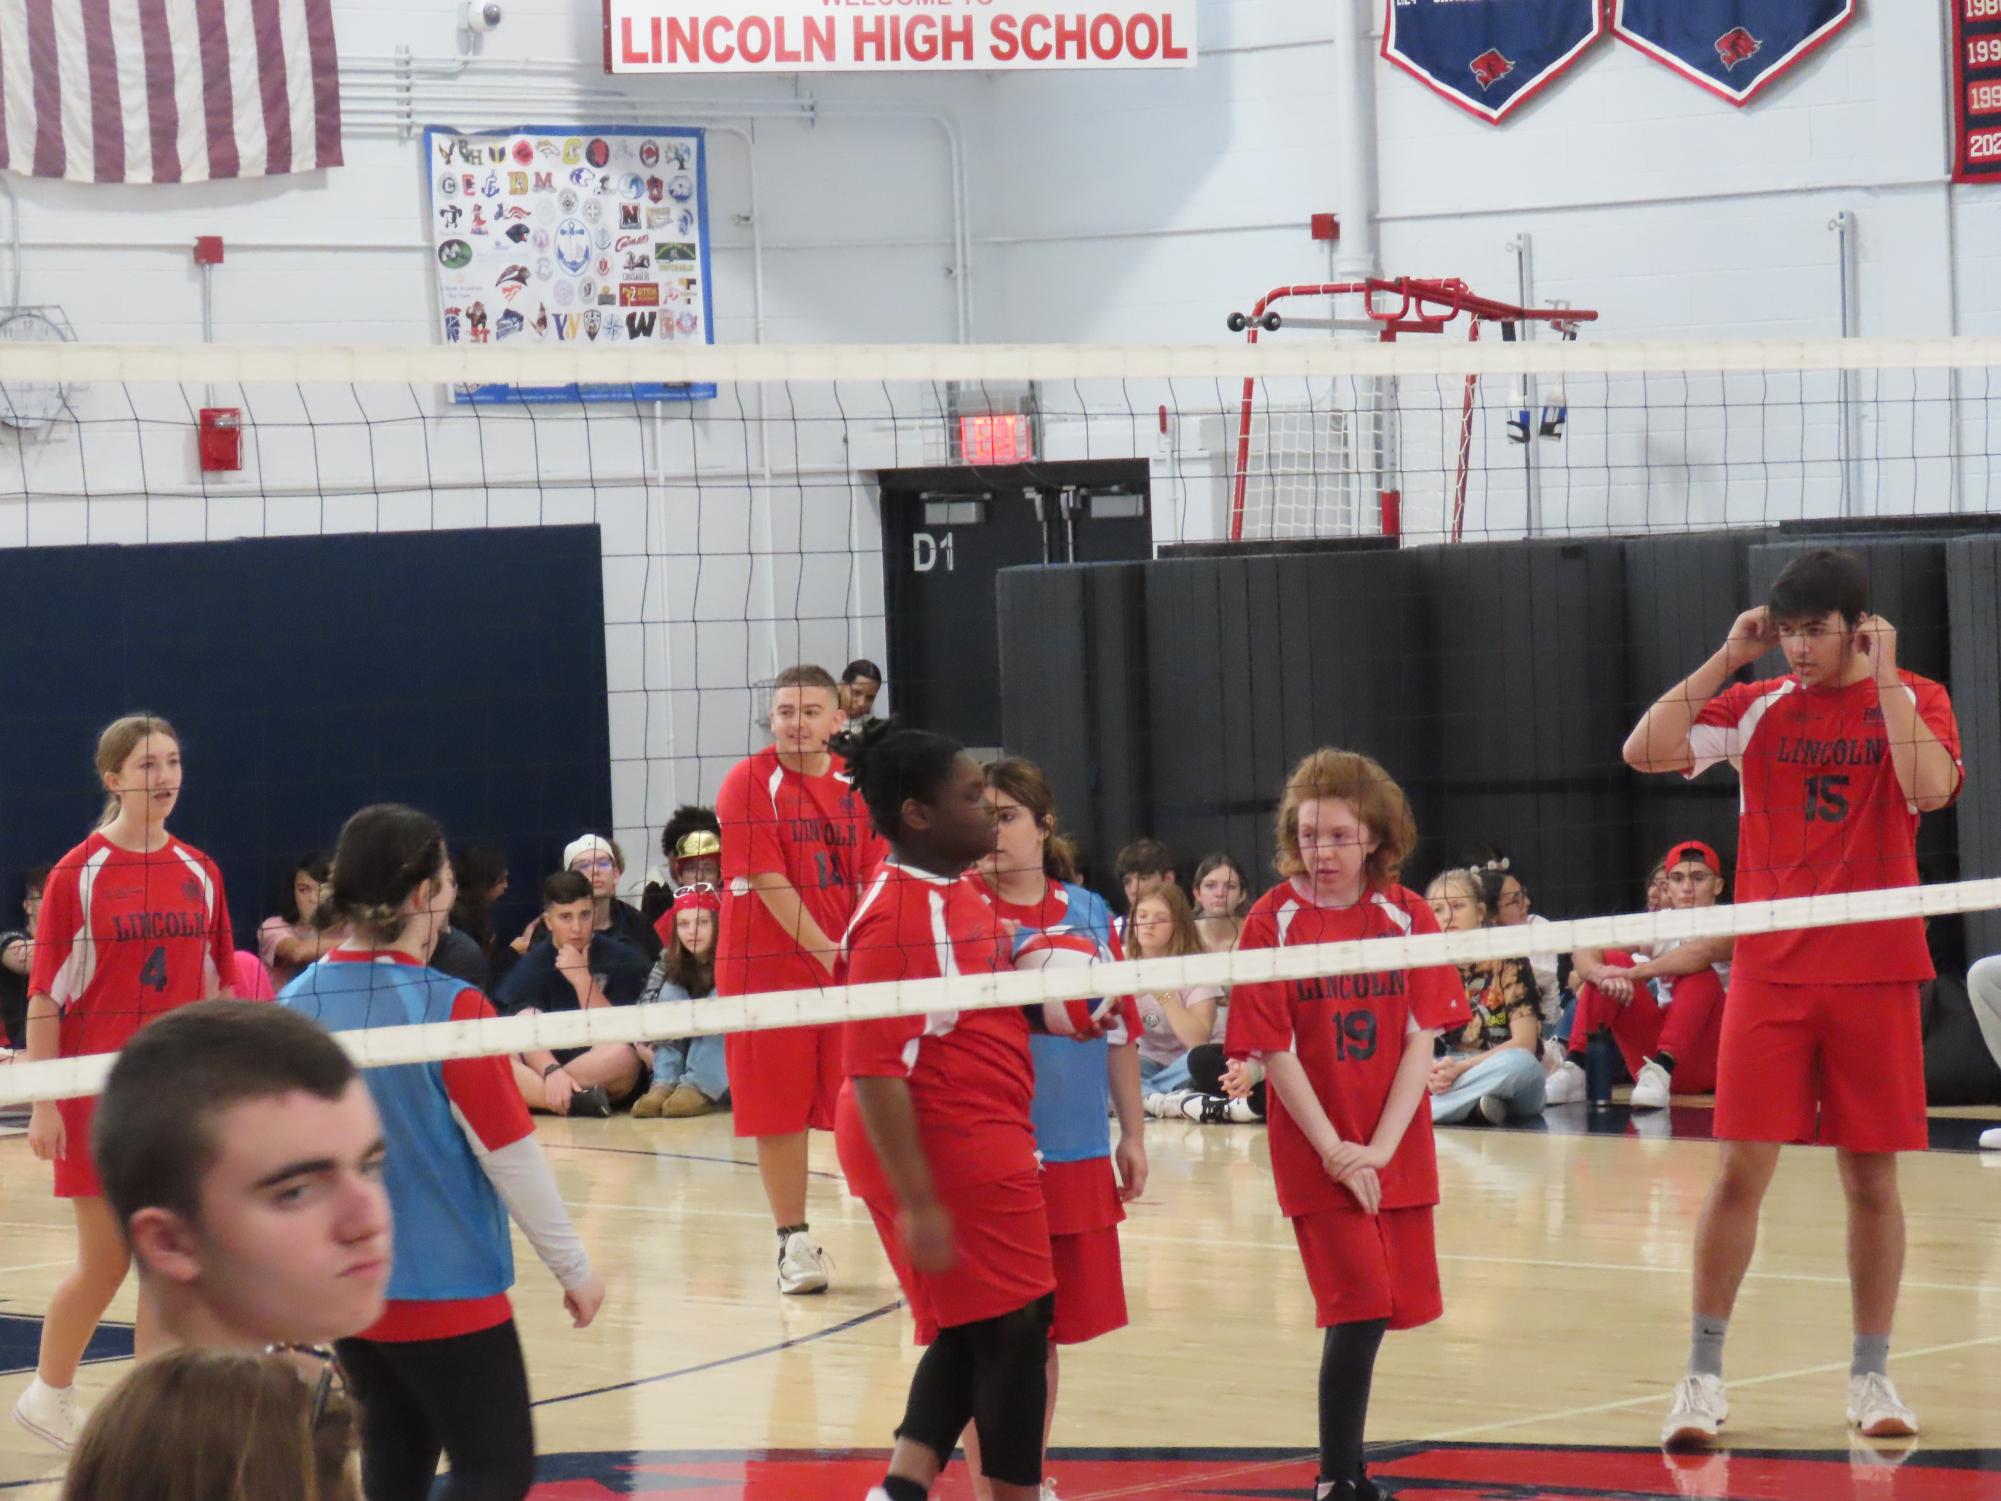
603, 0, 1195, 71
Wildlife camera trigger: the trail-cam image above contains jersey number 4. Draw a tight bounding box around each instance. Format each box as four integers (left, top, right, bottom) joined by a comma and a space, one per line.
1803, 773, 1851, 823
138, 946, 169, 993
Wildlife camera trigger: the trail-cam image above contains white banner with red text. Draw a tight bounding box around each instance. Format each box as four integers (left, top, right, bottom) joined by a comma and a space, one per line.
603, 0, 1195, 71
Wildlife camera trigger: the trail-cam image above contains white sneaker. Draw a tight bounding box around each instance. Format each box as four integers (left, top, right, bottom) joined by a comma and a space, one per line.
1145, 1090, 1191, 1120
777, 1230, 829, 1296
1846, 1372, 1918, 1438
1040, 1479, 1061, 1501
1545, 1059, 1586, 1105
1542, 1038, 1567, 1074
1661, 1373, 1729, 1450
1476, 1094, 1510, 1125
1630, 1058, 1673, 1110
1980, 1125, 2001, 1150
13, 1377, 80, 1452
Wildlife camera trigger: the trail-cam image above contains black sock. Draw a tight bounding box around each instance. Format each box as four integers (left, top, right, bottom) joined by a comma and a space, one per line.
1656, 1052, 1678, 1075
880, 1476, 926, 1501
1317, 1318, 1388, 1485
776, 1223, 808, 1241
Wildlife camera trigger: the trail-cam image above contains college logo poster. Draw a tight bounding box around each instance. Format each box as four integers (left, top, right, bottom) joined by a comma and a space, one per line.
1613, 0, 1855, 107
424, 125, 716, 404
1381, 0, 1603, 125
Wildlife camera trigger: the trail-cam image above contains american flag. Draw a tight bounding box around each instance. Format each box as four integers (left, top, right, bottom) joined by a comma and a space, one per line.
0, 0, 341, 184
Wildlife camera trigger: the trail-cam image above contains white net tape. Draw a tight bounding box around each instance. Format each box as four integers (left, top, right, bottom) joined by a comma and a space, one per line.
3, 877, 1994, 1107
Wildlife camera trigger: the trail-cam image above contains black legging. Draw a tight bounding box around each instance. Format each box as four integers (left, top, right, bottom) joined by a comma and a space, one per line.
337, 1319, 537, 1501
1186, 1043, 1266, 1117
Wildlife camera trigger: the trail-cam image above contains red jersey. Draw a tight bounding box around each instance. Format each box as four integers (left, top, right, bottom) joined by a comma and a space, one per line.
1688, 671, 1961, 984
716, 747, 886, 997
841, 861, 1037, 1197
31, 831, 233, 1059
1225, 881, 1467, 1219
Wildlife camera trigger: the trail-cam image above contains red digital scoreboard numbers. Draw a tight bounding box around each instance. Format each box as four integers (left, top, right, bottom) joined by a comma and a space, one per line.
958, 412, 1032, 465
1956, 0, 2001, 181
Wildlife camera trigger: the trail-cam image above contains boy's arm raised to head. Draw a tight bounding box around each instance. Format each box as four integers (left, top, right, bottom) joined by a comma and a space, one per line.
1624, 607, 1774, 774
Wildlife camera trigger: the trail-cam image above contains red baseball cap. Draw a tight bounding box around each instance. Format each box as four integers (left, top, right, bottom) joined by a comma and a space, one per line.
1663, 839, 1723, 875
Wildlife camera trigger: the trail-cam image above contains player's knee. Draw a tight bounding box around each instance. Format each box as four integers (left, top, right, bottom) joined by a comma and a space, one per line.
1838, 1153, 1901, 1214
895, 1326, 976, 1463
971, 1293, 1052, 1382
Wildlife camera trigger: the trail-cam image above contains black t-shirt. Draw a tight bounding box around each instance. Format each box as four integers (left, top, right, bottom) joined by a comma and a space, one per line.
0, 932, 27, 1049
428, 928, 491, 993
494, 933, 650, 1017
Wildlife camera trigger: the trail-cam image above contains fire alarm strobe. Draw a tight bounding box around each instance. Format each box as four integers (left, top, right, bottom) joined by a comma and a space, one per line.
193, 236, 224, 266
198, 407, 242, 472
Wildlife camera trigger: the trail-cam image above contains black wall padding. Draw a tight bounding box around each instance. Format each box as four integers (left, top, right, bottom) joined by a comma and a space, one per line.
996, 563, 1150, 898
1410, 540, 1633, 915
0, 526, 613, 948
1141, 549, 1438, 893
1623, 532, 1761, 890
1947, 538, 2001, 962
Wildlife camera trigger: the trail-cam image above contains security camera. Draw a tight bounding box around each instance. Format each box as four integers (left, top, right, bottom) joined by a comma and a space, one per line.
466, 1, 502, 31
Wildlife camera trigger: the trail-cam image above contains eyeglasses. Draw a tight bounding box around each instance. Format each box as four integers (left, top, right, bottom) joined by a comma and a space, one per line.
573, 856, 618, 874
266, 1344, 349, 1430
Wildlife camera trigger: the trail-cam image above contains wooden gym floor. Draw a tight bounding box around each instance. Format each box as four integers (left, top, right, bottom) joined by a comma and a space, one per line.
0, 1100, 1997, 1499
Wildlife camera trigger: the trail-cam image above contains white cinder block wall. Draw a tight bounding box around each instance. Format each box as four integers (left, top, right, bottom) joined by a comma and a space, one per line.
0, 0, 1993, 865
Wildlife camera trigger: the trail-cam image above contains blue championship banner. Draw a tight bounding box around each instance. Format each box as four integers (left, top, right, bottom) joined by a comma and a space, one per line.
1381, 0, 1603, 125
1953, 0, 2001, 182
1612, 0, 1855, 107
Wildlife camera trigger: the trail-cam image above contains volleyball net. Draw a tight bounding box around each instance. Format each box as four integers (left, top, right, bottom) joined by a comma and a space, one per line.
0, 334, 1995, 1105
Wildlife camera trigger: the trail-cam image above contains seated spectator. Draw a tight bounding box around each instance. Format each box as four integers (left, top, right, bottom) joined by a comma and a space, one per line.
1114, 836, 1176, 944
1483, 860, 1563, 1031
1547, 840, 1731, 1109
1964, 957, 2001, 1143
258, 854, 343, 992
1554, 856, 1671, 1066
424, 908, 491, 992
62, 1346, 359, 1501
838, 658, 883, 723
508, 834, 662, 964
1128, 884, 1225, 1093
1426, 869, 1546, 1125
641, 804, 722, 924
1191, 851, 1248, 953
0, 864, 48, 1050
496, 872, 652, 1117
632, 888, 729, 1119
449, 844, 509, 962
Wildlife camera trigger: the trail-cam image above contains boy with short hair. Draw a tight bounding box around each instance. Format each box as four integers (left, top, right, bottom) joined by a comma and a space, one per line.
718, 665, 885, 1294
94, 999, 394, 1355
1623, 548, 1962, 1447
1113, 839, 1175, 944
497, 871, 652, 1117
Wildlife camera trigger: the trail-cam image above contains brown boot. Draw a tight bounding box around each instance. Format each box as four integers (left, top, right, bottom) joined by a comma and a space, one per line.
630, 1084, 672, 1119
660, 1082, 719, 1118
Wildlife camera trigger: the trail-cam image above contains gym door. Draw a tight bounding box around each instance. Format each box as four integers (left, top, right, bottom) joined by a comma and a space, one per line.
880, 459, 1151, 750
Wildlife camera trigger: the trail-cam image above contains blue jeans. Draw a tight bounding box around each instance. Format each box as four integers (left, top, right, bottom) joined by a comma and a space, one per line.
1139, 1054, 1192, 1092
1430, 1047, 1546, 1124
652, 1034, 730, 1102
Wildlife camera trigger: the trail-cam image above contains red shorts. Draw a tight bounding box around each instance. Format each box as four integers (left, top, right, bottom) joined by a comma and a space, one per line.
863, 1172, 1056, 1346
1291, 1205, 1441, 1331
1714, 977, 1926, 1153
53, 1096, 100, 1199
726, 1022, 842, 1138
1041, 1156, 1127, 1346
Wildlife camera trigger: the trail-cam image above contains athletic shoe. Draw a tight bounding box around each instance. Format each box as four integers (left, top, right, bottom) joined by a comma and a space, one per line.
1544, 1060, 1587, 1105
1980, 1126, 2001, 1150
1475, 1094, 1510, 1126
660, 1083, 719, 1118
13, 1377, 80, 1452
1846, 1372, 1918, 1438
1145, 1090, 1190, 1120
1040, 1479, 1061, 1501
1541, 1038, 1567, 1074
630, 1085, 672, 1119
1661, 1374, 1729, 1449
778, 1230, 830, 1295
568, 1084, 614, 1119
1630, 1059, 1673, 1110
1180, 1092, 1257, 1124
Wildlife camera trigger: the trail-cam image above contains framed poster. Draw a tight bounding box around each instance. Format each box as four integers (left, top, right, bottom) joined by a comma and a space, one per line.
425, 124, 716, 403
1954, 0, 2001, 182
